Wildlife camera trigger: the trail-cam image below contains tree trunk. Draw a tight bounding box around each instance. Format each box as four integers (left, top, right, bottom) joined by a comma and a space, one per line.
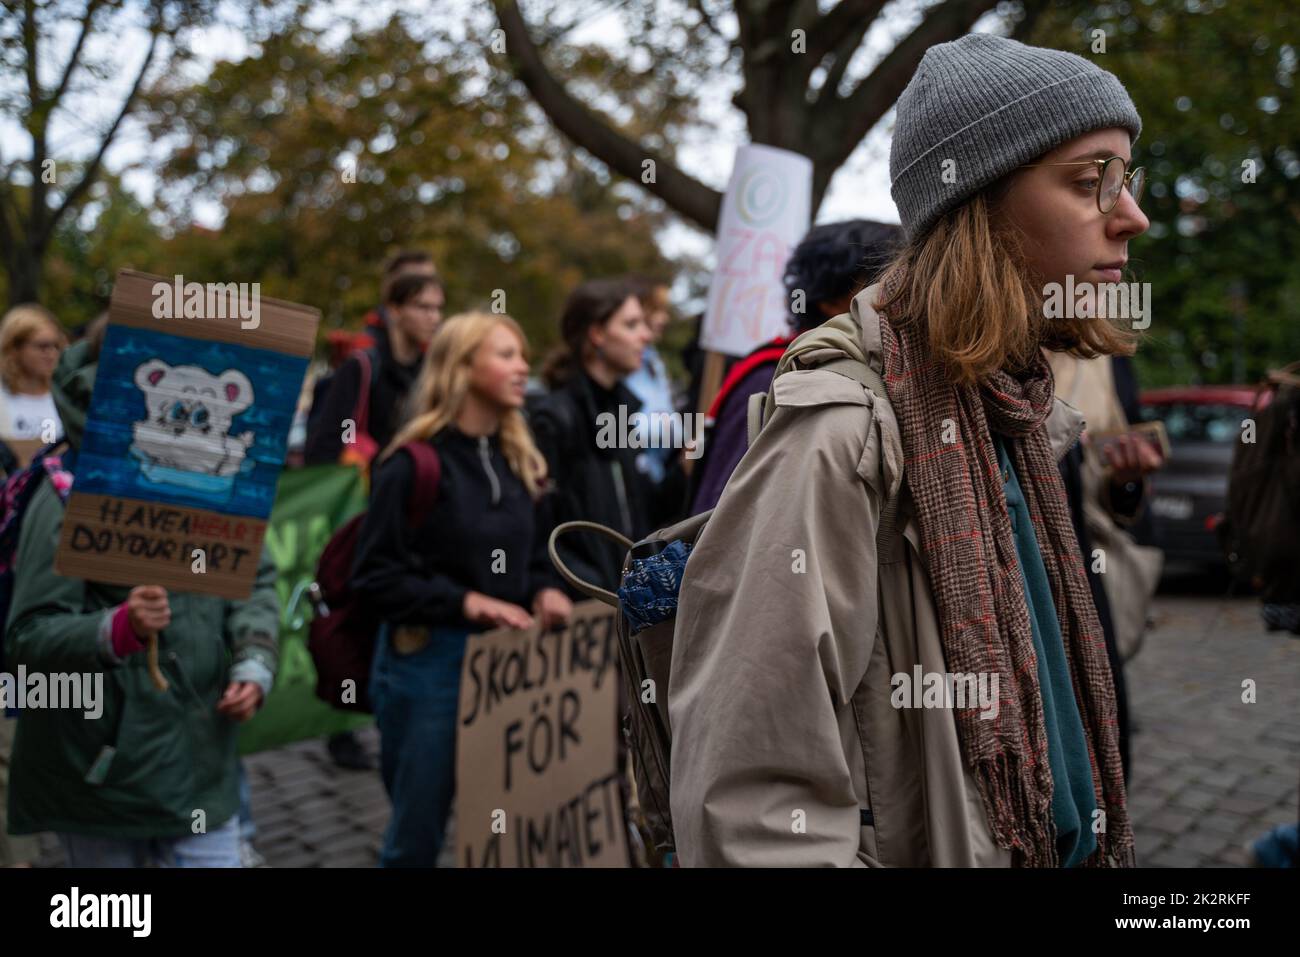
6, 243, 42, 307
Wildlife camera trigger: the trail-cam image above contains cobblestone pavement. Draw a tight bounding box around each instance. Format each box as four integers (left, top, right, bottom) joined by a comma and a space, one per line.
1124, 586, 1299, 867
242, 728, 391, 868
34, 589, 1298, 868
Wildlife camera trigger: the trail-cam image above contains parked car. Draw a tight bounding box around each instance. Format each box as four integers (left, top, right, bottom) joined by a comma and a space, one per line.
1136, 385, 1268, 567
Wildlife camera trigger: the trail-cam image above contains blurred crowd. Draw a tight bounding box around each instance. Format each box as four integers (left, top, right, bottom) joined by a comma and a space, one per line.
0, 209, 1293, 867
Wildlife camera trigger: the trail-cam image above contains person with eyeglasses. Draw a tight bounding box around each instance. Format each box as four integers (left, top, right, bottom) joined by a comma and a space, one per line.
304, 272, 445, 775
1022, 155, 1145, 217
0, 304, 67, 455
669, 34, 1147, 868
301, 260, 443, 776
305, 272, 446, 469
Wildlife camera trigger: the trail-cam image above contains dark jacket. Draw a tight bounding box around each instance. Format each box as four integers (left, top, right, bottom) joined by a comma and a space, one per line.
304, 325, 421, 465
530, 370, 679, 595
4, 340, 280, 838
350, 427, 560, 630
691, 358, 783, 514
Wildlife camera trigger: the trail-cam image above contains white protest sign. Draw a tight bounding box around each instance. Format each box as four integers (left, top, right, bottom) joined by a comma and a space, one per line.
700, 144, 813, 357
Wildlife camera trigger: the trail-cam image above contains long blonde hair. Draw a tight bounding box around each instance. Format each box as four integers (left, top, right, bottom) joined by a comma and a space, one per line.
877, 190, 1135, 385
0, 303, 67, 392
384, 311, 549, 498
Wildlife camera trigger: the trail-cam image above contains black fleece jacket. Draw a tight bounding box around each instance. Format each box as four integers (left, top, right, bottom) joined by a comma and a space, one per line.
350, 427, 560, 631
304, 328, 421, 465
530, 369, 685, 596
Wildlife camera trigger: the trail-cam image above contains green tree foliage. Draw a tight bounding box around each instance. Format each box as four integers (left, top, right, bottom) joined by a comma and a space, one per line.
47, 173, 162, 324
135, 10, 681, 358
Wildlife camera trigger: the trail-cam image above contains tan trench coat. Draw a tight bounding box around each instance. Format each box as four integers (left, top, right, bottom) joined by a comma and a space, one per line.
668, 288, 1086, 867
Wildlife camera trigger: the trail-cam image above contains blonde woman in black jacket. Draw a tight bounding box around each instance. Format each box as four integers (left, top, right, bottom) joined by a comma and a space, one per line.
351, 310, 572, 867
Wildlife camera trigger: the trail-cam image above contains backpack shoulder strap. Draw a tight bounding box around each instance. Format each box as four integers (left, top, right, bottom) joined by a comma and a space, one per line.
815, 355, 887, 401
745, 391, 767, 448
805, 356, 899, 557
747, 354, 887, 445
352, 349, 375, 435
707, 342, 788, 421
750, 348, 900, 559
398, 440, 441, 524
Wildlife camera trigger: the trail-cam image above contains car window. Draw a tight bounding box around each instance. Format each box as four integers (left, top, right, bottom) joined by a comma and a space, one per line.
1139, 402, 1246, 442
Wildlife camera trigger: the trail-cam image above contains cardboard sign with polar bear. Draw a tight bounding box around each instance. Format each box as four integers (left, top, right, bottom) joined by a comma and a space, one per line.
131, 359, 256, 488
56, 269, 319, 600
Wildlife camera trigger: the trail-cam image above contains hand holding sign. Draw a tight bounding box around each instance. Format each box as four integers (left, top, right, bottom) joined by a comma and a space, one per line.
127, 585, 170, 691
456, 599, 627, 867
531, 587, 573, 632
463, 590, 535, 631
126, 585, 170, 636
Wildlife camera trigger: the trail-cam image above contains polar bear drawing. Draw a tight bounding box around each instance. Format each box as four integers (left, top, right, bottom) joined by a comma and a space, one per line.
132, 358, 255, 478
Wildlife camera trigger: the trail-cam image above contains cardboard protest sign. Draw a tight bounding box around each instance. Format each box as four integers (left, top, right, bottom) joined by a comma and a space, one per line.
456, 599, 627, 868
55, 269, 319, 600
700, 144, 812, 358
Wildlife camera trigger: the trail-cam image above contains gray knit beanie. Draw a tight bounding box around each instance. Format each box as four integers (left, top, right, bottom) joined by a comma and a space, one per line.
890, 34, 1142, 240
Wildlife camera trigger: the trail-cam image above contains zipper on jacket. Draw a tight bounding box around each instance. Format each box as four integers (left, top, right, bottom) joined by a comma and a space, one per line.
478, 435, 501, 506
610, 460, 633, 534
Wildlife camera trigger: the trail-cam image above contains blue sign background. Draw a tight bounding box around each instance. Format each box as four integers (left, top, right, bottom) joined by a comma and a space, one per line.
76, 324, 307, 519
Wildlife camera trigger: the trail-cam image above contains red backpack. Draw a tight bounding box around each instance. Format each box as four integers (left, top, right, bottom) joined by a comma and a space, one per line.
308, 441, 441, 713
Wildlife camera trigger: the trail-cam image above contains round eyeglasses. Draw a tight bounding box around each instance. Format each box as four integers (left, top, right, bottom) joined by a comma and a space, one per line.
1020, 156, 1146, 214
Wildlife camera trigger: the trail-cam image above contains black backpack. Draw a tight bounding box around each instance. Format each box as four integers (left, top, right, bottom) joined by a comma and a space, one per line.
305, 347, 379, 465
1220, 363, 1300, 601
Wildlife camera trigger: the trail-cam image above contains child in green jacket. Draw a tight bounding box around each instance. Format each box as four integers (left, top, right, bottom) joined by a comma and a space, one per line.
3, 337, 279, 867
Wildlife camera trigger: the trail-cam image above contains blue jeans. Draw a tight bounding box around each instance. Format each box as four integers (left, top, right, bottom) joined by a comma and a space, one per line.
59, 815, 241, 868
237, 761, 256, 842
1251, 822, 1299, 867
369, 623, 470, 868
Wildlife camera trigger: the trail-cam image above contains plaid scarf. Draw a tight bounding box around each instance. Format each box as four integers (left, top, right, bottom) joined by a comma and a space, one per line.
878, 305, 1134, 868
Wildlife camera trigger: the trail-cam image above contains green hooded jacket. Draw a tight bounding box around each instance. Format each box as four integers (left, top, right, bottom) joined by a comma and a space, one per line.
3, 339, 280, 838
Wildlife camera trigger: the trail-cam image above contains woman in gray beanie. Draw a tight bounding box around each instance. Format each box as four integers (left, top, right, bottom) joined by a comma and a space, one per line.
668, 34, 1147, 867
